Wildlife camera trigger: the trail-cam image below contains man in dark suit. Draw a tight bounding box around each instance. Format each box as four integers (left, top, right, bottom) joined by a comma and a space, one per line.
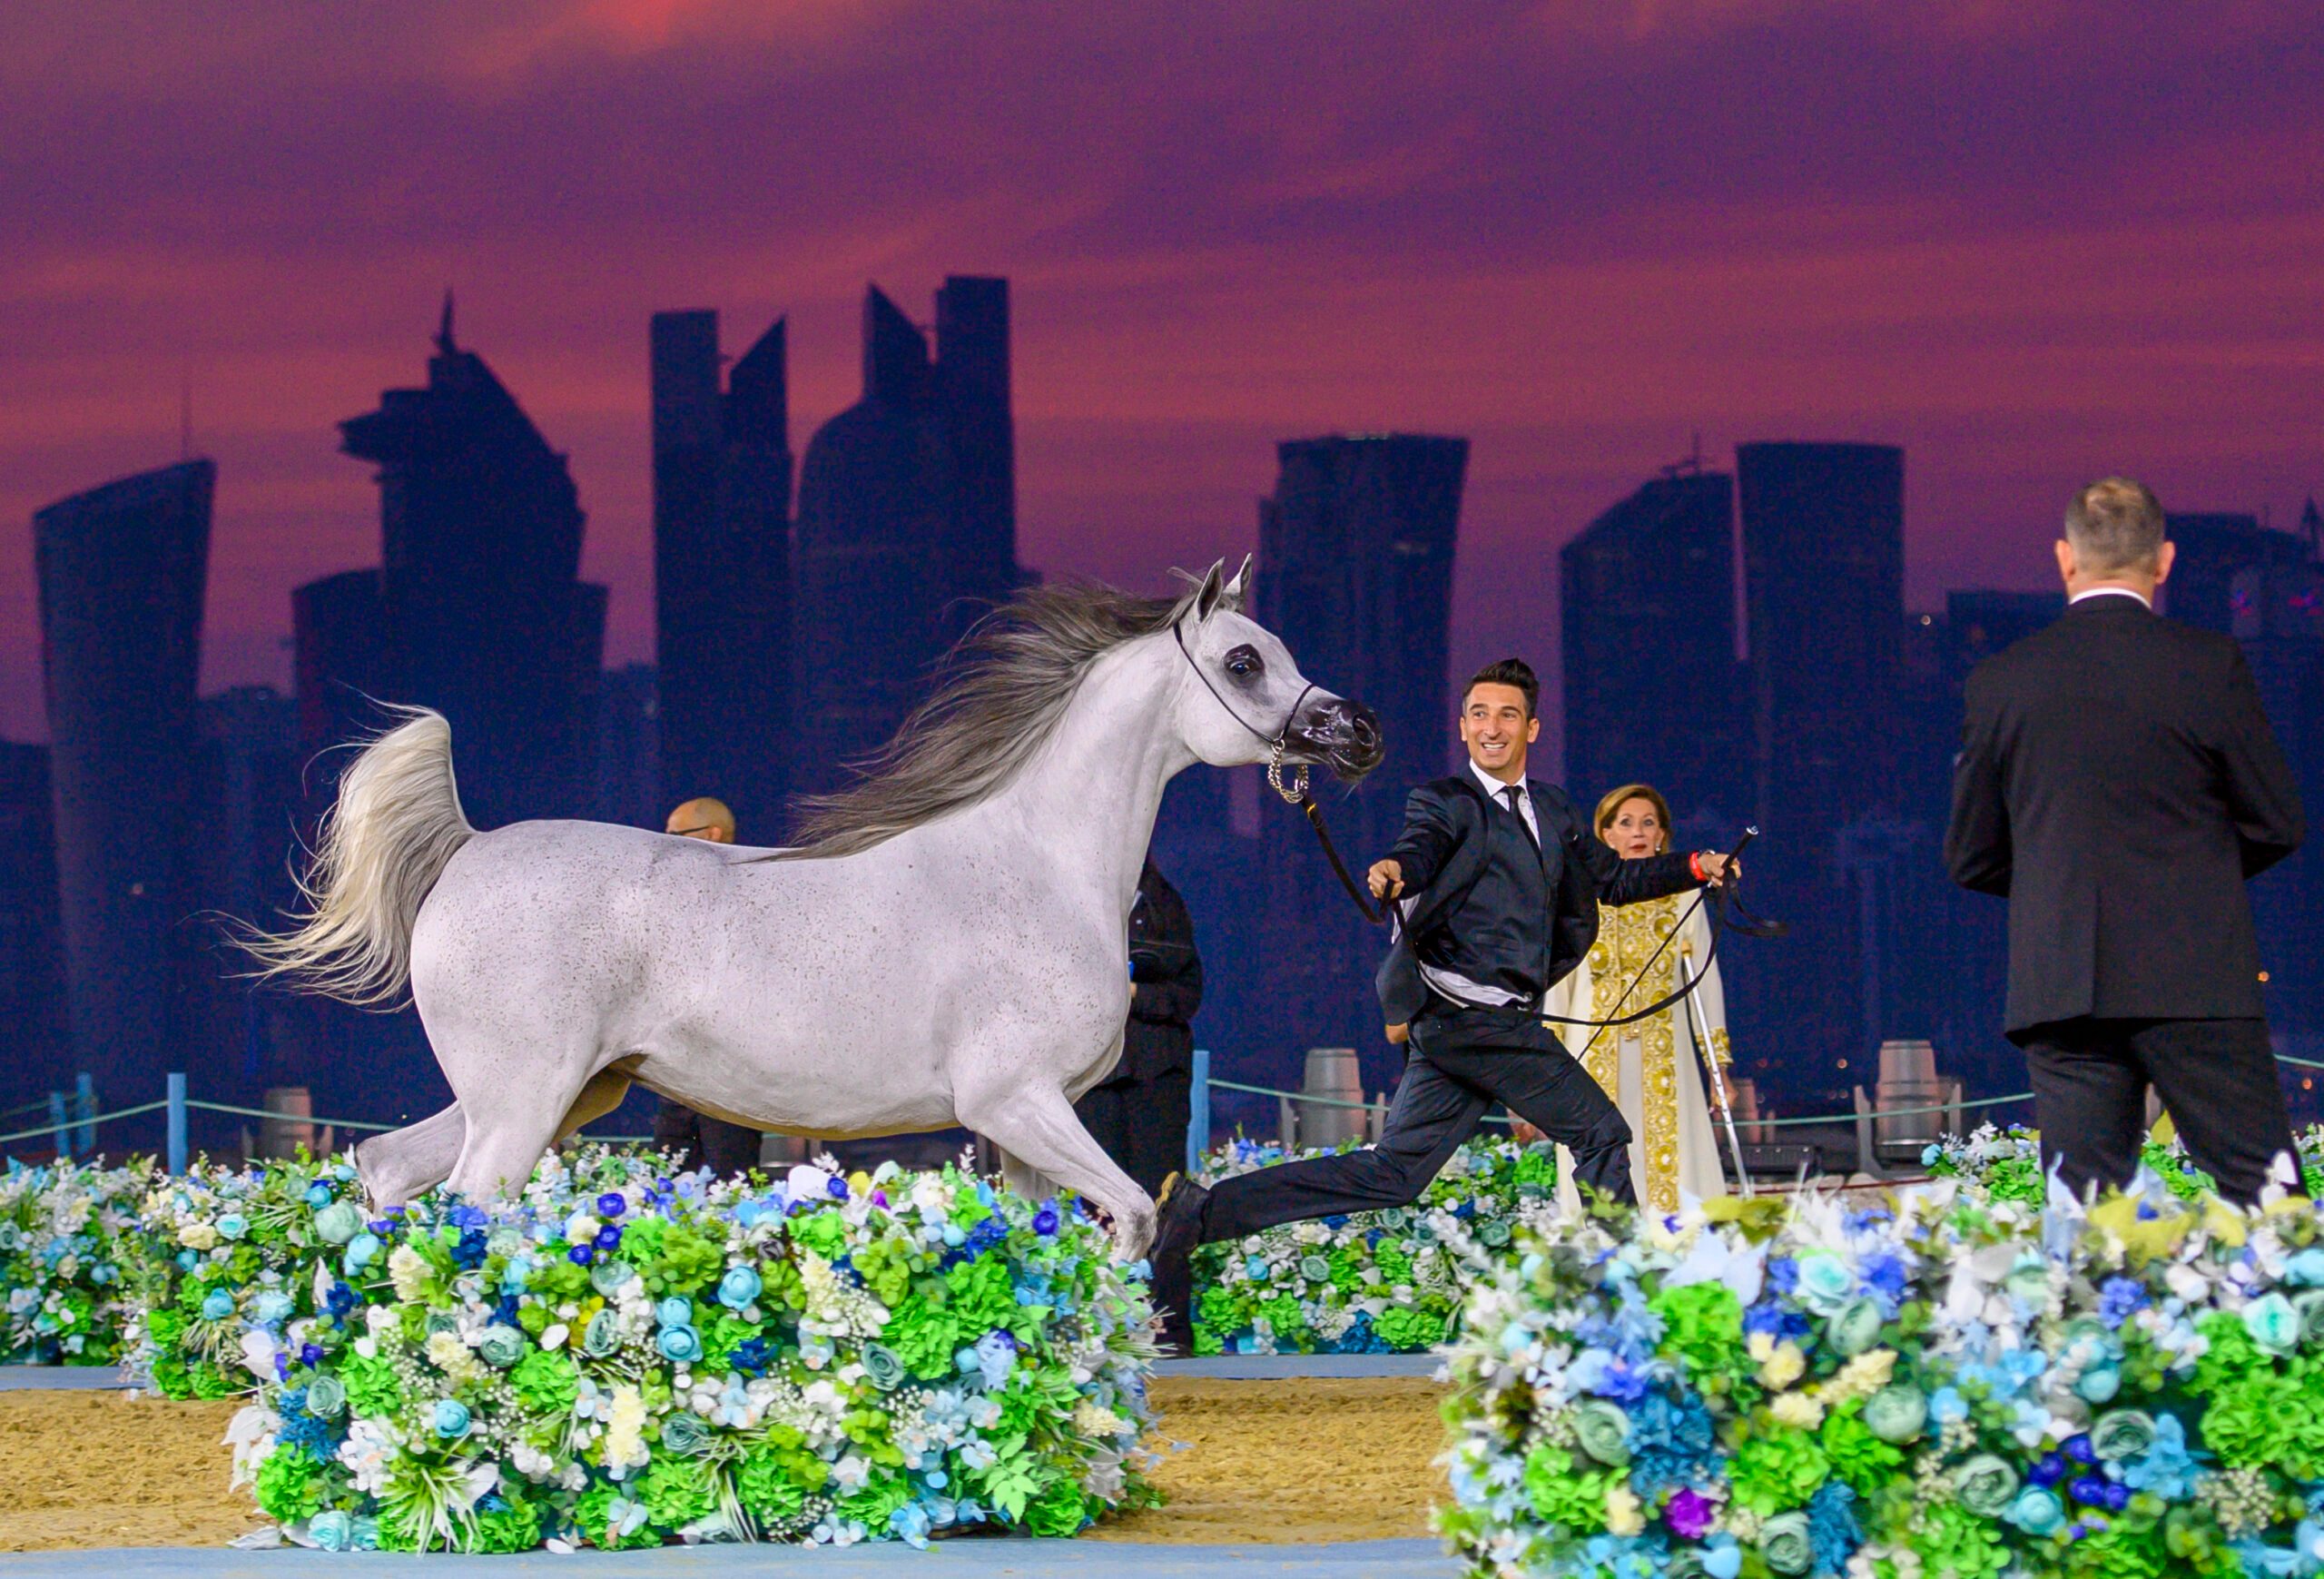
1075, 854, 1204, 1199
1945, 477, 2305, 1205
650, 797, 765, 1178
1147, 659, 1730, 1348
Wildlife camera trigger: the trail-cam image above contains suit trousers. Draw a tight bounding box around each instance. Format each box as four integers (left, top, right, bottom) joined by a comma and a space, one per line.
2020, 1016, 2299, 1207
1199, 1003, 1634, 1245
651, 1098, 763, 1179
1076, 1069, 1194, 1201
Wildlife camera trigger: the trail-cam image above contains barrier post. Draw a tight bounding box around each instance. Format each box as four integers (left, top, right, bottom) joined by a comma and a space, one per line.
1187, 1049, 1210, 1178
48, 1091, 71, 1160
166, 1072, 188, 1175
73, 1073, 95, 1153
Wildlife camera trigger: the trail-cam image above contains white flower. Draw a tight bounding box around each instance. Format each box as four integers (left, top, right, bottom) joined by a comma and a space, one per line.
387, 1245, 431, 1302
177, 1221, 217, 1251
602, 1384, 651, 1472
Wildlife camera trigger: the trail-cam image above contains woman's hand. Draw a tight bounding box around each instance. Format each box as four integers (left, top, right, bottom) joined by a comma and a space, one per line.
1367, 858, 1404, 899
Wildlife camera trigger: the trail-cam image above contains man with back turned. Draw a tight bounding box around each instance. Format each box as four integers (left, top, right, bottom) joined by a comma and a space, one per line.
1945, 477, 2306, 1205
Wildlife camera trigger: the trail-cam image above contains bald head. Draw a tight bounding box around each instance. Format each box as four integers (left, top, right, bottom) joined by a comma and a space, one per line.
665, 796, 736, 844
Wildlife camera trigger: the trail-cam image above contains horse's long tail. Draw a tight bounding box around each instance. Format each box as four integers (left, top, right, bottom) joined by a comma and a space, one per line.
238, 706, 474, 1007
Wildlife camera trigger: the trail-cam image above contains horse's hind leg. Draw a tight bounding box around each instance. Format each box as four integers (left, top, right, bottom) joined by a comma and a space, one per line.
356, 1103, 466, 1209
445, 1052, 603, 1201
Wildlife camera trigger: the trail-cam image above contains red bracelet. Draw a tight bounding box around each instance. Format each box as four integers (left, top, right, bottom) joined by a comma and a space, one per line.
1689, 851, 1709, 883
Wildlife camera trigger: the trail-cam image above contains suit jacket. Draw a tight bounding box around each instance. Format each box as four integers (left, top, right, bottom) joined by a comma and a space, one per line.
1103, 858, 1203, 1086
1375, 773, 1697, 1026
1945, 593, 2303, 1036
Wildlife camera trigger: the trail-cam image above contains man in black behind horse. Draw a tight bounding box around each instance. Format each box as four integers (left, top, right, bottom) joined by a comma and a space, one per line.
1945, 477, 2305, 1205
1076, 854, 1203, 1199
1148, 658, 1731, 1351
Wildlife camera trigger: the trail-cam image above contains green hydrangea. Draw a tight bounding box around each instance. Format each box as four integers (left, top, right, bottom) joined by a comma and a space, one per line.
1913, 1501, 2009, 1579
640, 1455, 716, 1527
1374, 1305, 1446, 1350
1820, 1403, 1906, 1494
1521, 1443, 1610, 1533
471, 1489, 545, 1554
1026, 1480, 1091, 1538
507, 1349, 578, 1415
1728, 1427, 1830, 1516
252, 1446, 326, 1524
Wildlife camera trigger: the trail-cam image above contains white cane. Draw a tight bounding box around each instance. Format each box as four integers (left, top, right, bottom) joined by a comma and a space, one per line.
1681, 933, 1754, 1199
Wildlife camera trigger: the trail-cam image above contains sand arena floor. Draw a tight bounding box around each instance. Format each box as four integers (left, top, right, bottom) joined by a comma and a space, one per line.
0, 1377, 1447, 1553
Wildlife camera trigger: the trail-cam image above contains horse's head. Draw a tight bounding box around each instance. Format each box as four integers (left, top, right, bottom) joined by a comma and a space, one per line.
1169, 557, 1384, 782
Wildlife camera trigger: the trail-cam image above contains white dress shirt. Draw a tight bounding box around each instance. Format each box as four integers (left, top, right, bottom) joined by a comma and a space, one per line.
2070, 587, 2152, 608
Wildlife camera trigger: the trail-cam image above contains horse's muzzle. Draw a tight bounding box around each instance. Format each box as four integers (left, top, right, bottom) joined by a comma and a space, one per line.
1291, 696, 1384, 781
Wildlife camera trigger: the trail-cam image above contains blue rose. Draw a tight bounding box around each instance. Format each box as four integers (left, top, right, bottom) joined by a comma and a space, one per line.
2290, 1248, 2324, 1288
2075, 1365, 2122, 1405
251, 1291, 295, 1327
216, 1214, 249, 1241
201, 1288, 235, 1321
432, 1399, 470, 1438
657, 1325, 704, 1364
657, 1297, 694, 1329
2246, 1292, 2302, 1355
310, 1510, 356, 1551
313, 1201, 362, 1246
1794, 1253, 1854, 1313
717, 1267, 763, 1310
342, 1232, 380, 1272
589, 1258, 635, 1298
303, 1183, 333, 1209
596, 1191, 627, 1219
2006, 1485, 2064, 1535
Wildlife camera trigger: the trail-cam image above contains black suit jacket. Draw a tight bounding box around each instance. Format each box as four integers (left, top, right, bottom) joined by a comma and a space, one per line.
1375, 773, 1697, 1026
1103, 858, 1203, 1086
1945, 594, 2303, 1036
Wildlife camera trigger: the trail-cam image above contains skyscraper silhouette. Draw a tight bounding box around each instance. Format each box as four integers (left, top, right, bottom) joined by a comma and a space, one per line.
652, 309, 792, 839
1561, 461, 1743, 822
1256, 434, 1467, 1090
791, 279, 1020, 807
33, 458, 213, 1123
1737, 440, 1905, 1079
320, 301, 607, 828
0, 742, 68, 1116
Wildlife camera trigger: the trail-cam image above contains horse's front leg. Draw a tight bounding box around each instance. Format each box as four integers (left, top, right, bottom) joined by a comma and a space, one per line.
957, 1063, 1156, 1263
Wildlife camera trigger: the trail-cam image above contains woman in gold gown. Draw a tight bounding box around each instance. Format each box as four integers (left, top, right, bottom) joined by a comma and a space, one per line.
1545, 783, 1732, 1213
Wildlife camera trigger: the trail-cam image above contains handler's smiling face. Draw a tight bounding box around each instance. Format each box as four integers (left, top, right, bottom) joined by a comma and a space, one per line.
1459, 682, 1539, 784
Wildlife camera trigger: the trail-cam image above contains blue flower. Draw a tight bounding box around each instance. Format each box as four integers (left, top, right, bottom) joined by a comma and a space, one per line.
433, 1399, 471, 1438
2096, 1276, 2149, 1324
2120, 1414, 2205, 1502
201, 1288, 235, 1321
593, 1224, 623, 1252
656, 1326, 704, 1364
656, 1296, 694, 1329
566, 1244, 595, 1266
1806, 1482, 1860, 1574
302, 1182, 333, 1208
717, 1267, 762, 1310
1031, 1204, 1059, 1237
1765, 1256, 1799, 1297
596, 1192, 626, 1219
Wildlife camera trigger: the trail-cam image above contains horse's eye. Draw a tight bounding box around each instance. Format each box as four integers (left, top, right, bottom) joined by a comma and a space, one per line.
1224, 645, 1263, 679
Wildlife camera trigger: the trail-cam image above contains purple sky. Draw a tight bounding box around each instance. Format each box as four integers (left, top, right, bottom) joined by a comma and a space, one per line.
4, 1, 2320, 744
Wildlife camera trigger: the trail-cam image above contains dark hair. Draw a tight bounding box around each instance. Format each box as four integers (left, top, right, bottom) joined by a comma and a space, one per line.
1462, 658, 1539, 718
2064, 477, 2166, 575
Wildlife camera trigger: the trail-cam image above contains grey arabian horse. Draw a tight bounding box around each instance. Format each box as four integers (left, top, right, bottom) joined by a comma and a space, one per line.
242, 559, 1380, 1258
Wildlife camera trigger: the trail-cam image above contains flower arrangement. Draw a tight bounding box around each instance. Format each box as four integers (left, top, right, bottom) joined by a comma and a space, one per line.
1924, 1122, 2324, 1205
0, 1157, 147, 1364
1439, 1170, 2324, 1579
140, 1145, 1155, 1551
1187, 1136, 1556, 1356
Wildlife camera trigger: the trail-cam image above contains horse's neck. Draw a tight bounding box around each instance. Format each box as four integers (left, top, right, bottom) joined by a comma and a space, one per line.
968, 639, 1185, 911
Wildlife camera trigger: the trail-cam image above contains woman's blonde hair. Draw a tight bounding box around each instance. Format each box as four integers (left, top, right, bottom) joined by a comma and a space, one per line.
1593, 783, 1673, 853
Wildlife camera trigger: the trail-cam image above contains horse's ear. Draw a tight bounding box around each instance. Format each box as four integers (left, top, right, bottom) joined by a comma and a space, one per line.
1218, 554, 1253, 612
1194, 558, 1227, 620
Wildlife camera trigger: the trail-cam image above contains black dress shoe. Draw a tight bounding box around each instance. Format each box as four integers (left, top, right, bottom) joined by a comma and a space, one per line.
1148, 1171, 1210, 1357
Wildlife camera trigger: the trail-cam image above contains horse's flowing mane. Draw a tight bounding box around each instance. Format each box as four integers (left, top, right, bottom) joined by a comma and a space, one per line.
775, 577, 1207, 861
